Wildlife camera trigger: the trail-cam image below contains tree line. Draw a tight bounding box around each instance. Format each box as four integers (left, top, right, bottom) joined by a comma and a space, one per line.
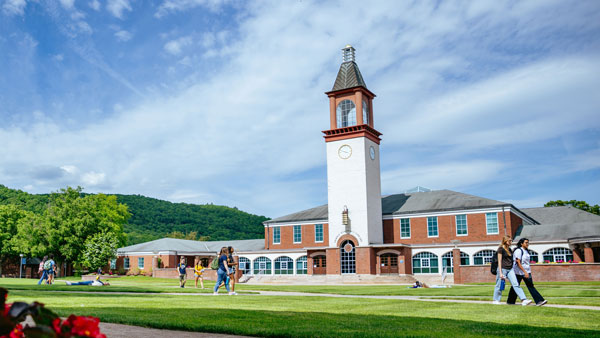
0, 186, 128, 274
0, 185, 269, 273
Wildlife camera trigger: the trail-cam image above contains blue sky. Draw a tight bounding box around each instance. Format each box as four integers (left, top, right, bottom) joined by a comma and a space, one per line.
1, 0, 599, 218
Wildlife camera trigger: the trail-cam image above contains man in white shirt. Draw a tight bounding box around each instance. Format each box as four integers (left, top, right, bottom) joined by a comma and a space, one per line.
506, 238, 547, 306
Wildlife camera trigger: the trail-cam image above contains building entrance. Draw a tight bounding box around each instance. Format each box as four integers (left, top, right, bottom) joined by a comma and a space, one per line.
380, 253, 398, 274
313, 255, 327, 275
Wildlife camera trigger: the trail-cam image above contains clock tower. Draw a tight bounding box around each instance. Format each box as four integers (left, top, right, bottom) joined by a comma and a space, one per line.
323, 45, 383, 249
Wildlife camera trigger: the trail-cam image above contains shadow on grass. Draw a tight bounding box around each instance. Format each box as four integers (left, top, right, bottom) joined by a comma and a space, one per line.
48, 306, 599, 338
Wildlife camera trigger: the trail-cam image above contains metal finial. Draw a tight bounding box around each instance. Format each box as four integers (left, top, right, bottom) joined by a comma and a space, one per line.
342, 45, 355, 62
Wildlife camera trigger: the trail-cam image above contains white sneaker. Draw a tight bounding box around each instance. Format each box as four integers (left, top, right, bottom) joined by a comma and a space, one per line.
213, 292, 218, 295
492, 301, 501, 305
66, 281, 72, 286
522, 299, 532, 306
228, 292, 235, 295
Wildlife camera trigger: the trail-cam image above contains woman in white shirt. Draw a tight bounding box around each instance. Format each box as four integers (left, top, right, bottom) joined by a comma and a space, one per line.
506, 238, 547, 306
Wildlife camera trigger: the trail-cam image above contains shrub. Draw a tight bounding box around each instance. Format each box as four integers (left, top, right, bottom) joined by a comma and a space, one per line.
126, 267, 140, 276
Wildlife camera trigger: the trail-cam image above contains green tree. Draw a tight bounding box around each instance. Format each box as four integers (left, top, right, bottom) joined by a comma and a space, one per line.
0, 205, 32, 275
44, 187, 129, 266
82, 231, 119, 271
545, 200, 600, 215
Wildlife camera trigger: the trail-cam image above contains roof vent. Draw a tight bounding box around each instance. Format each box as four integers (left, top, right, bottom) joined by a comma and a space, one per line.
342, 44, 355, 63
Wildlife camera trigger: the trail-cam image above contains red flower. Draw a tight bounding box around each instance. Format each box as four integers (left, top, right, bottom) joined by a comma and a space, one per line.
52, 317, 62, 334
68, 315, 104, 338
8, 324, 24, 338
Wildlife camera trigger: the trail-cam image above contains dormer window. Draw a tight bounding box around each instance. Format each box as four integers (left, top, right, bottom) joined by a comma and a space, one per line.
336, 99, 356, 128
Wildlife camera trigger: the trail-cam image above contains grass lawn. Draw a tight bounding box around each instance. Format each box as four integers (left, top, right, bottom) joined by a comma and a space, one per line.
2, 277, 600, 337
5, 289, 600, 337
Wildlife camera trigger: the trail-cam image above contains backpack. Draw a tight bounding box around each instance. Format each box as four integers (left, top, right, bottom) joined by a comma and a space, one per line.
210, 256, 219, 270
43, 260, 52, 270
490, 252, 498, 275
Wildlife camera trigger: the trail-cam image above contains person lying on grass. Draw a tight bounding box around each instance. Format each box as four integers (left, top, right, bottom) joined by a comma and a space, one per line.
64, 276, 110, 286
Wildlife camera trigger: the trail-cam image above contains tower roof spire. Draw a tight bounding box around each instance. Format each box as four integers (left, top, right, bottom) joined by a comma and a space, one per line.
331, 45, 367, 91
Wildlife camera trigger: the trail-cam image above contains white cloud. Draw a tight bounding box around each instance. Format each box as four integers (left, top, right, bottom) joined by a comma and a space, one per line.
2, 0, 26, 16
59, 0, 75, 10
107, 0, 132, 19
82, 171, 106, 186
89, 0, 100, 11
164, 36, 192, 55
155, 0, 226, 18
115, 30, 132, 42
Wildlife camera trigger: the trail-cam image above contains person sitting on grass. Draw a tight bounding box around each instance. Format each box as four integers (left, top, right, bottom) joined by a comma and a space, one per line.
194, 258, 205, 289
412, 281, 422, 288
65, 276, 110, 286
178, 257, 187, 288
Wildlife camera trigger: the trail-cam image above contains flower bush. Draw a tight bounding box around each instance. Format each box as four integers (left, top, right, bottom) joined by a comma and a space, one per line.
0, 288, 106, 338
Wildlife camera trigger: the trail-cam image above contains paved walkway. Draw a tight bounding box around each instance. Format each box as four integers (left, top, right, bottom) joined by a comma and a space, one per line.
99, 322, 252, 338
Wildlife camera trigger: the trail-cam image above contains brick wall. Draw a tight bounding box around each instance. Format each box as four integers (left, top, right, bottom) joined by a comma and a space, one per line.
383, 211, 519, 245
267, 223, 329, 250
454, 263, 600, 283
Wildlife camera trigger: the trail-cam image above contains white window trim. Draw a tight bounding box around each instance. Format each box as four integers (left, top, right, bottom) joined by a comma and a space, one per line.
427, 217, 439, 238
124, 258, 130, 269
400, 218, 411, 239
455, 214, 468, 237
293, 225, 302, 244
315, 224, 324, 243
138, 257, 144, 269
485, 213, 499, 235
273, 227, 281, 245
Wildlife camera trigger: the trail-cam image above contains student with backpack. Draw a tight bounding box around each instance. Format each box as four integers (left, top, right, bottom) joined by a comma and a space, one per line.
177, 257, 187, 288
507, 238, 547, 306
45, 254, 56, 285
37, 256, 48, 285
213, 247, 232, 295
218, 246, 238, 295
492, 236, 532, 306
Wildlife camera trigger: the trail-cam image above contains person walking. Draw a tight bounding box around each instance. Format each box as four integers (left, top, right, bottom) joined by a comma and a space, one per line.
37, 256, 48, 285
177, 257, 187, 288
218, 246, 238, 295
46, 254, 56, 285
213, 247, 232, 295
507, 238, 547, 306
194, 258, 205, 289
493, 236, 532, 306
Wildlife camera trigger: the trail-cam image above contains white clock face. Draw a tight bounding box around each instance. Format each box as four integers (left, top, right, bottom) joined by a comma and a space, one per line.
338, 145, 352, 159
369, 146, 375, 160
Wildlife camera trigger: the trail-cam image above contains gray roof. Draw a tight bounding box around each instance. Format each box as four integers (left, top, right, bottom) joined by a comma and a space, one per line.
331, 61, 367, 91
118, 238, 264, 254
266, 190, 513, 224
521, 206, 600, 225
516, 206, 600, 242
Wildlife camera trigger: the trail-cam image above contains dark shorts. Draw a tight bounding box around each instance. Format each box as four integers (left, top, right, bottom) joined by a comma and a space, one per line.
179, 273, 186, 281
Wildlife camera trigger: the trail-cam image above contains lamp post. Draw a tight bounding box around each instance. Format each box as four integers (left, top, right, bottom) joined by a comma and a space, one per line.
19, 254, 24, 279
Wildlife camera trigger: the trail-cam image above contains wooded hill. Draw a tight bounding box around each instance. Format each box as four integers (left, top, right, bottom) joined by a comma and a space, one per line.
0, 185, 268, 245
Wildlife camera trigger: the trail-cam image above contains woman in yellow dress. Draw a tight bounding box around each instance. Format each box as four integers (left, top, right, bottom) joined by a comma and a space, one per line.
194, 258, 205, 289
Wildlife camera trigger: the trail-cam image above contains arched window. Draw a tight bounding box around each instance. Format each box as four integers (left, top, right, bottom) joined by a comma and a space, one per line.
442, 252, 453, 273
336, 100, 356, 128
253, 257, 272, 275
460, 252, 470, 266
543, 248, 573, 263
528, 250, 539, 263
474, 250, 495, 265
274, 256, 294, 275
296, 256, 307, 275
362, 99, 369, 125
238, 257, 251, 274
412, 252, 438, 274
340, 240, 356, 274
